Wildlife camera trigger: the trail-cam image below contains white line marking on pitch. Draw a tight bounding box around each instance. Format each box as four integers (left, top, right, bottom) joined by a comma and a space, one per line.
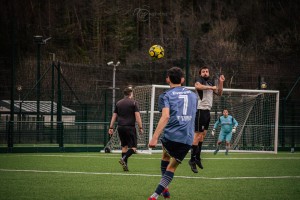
1, 154, 300, 160
1, 169, 300, 180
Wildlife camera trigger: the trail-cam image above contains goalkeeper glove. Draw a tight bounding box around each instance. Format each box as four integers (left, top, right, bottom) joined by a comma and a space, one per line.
232, 127, 237, 133
211, 129, 216, 136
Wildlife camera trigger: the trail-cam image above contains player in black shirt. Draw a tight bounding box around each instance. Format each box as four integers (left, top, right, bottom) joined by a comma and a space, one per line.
108, 88, 143, 171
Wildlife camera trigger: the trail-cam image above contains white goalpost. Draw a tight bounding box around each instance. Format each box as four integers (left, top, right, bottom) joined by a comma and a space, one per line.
103, 85, 279, 154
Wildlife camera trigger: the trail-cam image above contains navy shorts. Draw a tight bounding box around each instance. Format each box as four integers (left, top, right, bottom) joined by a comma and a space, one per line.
160, 137, 191, 164
117, 126, 137, 148
195, 109, 211, 132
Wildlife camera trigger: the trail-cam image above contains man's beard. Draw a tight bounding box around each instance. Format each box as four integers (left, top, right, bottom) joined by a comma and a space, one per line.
202, 76, 209, 81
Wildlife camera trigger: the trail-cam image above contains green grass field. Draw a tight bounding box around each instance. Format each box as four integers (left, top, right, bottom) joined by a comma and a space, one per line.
0, 152, 300, 200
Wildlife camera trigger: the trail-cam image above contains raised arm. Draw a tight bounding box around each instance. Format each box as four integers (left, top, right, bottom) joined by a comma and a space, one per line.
214, 75, 225, 96
195, 81, 217, 91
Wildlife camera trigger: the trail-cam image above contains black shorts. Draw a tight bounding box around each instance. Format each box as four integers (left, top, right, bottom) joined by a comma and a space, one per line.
160, 137, 191, 164
117, 126, 137, 148
195, 109, 211, 132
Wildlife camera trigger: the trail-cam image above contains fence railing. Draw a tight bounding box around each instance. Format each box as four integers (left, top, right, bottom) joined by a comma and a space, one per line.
0, 121, 110, 149
0, 121, 299, 152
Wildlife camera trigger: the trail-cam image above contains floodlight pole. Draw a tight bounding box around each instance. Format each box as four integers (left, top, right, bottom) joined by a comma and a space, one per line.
113, 64, 116, 113
107, 61, 120, 114
16, 84, 22, 124
33, 35, 52, 122
36, 42, 41, 123
33, 35, 51, 141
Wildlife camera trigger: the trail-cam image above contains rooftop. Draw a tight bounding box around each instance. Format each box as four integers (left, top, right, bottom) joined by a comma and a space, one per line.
0, 100, 76, 115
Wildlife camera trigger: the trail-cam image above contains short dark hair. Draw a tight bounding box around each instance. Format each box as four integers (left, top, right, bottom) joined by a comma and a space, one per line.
199, 66, 210, 74
167, 67, 184, 84
123, 88, 133, 96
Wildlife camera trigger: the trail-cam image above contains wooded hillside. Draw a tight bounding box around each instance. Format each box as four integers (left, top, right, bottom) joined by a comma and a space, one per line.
0, 0, 299, 120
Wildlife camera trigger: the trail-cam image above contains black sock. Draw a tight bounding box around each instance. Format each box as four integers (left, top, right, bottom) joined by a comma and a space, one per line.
196, 142, 203, 160
124, 148, 135, 163
122, 153, 127, 163
191, 145, 198, 161
161, 160, 169, 176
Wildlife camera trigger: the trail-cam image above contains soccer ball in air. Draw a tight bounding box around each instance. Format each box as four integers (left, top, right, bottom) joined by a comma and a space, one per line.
149, 45, 164, 59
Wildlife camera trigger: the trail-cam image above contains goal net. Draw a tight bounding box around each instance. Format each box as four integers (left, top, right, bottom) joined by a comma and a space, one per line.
103, 85, 279, 154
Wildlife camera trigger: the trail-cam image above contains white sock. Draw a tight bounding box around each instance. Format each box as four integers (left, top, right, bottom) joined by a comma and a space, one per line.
150, 193, 159, 199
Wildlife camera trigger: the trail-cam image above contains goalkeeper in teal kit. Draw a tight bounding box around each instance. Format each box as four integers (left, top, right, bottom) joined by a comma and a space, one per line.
211, 109, 238, 155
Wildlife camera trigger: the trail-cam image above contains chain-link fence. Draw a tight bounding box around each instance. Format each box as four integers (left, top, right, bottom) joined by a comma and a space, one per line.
1, 55, 300, 152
